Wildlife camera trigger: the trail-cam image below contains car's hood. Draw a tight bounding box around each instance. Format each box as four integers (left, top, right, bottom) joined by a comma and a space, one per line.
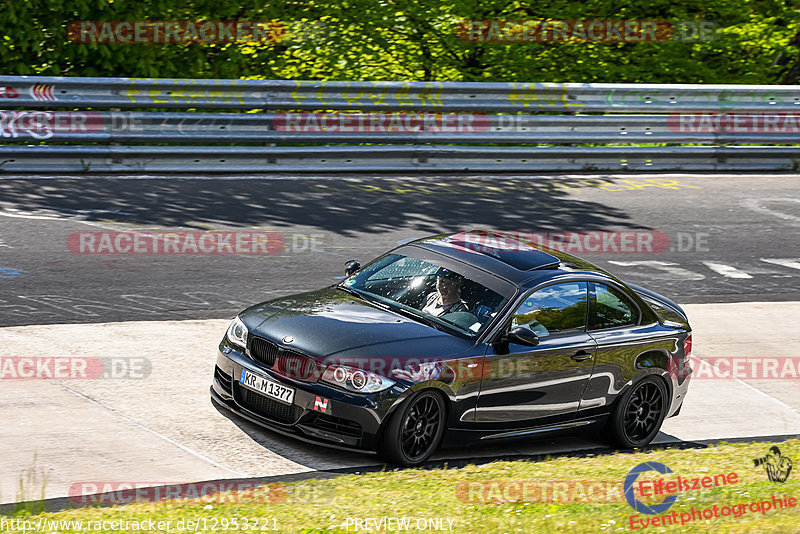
240, 287, 478, 361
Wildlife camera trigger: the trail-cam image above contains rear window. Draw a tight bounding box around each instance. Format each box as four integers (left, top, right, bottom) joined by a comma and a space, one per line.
642, 296, 688, 327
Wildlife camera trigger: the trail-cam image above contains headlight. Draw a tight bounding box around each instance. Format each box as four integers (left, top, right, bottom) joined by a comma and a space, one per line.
321, 364, 395, 393
226, 316, 248, 349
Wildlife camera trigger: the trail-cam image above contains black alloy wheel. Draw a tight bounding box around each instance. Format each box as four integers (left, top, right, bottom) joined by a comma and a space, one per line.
380, 390, 446, 466
608, 376, 668, 448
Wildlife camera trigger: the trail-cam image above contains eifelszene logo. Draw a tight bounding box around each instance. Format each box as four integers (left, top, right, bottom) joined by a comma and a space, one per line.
624, 461, 738, 515
754, 446, 793, 483
624, 462, 677, 515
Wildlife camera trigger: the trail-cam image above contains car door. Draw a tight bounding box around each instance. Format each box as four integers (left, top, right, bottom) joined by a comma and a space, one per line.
578, 281, 664, 417
474, 281, 598, 428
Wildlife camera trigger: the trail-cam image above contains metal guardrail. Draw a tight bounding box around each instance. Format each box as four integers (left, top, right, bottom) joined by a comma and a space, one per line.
2, 111, 800, 144
1, 75, 799, 173
1, 145, 798, 173
2, 76, 800, 112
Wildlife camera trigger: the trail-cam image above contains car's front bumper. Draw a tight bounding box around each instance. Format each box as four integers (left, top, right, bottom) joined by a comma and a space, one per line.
211, 344, 401, 452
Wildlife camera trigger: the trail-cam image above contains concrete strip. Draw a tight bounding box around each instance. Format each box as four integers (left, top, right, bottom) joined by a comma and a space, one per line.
657, 301, 800, 440
1, 303, 799, 504
0, 319, 369, 504
0, 379, 238, 505
683, 301, 800, 361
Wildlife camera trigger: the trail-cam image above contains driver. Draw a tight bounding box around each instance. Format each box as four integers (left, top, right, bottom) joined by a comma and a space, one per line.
421, 269, 469, 317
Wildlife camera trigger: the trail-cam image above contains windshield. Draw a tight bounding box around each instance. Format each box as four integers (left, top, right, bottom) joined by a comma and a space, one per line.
341, 253, 509, 337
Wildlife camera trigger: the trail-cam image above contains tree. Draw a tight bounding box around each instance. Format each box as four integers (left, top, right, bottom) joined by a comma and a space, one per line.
0, 0, 798, 83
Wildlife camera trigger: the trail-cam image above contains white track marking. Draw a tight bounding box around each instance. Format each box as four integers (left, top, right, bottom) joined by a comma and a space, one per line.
607, 260, 705, 280
761, 258, 800, 271
0, 209, 119, 230
0, 210, 64, 221
701, 261, 753, 279
741, 198, 800, 225
41, 207, 132, 216
58, 383, 245, 477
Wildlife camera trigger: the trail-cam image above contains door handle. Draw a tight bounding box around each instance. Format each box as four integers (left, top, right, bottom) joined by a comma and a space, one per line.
571, 350, 592, 362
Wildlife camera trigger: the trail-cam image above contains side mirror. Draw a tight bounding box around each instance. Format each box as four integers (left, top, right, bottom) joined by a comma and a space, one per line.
507, 326, 539, 347
344, 260, 361, 277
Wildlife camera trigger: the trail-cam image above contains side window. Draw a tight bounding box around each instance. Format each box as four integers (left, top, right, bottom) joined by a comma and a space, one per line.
590, 283, 639, 330
511, 282, 588, 338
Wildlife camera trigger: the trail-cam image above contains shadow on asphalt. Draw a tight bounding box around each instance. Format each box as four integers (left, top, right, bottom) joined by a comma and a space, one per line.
0, 176, 647, 235
0, 174, 664, 326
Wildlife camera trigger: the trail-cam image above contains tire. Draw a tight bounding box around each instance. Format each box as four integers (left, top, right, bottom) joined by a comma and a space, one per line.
607, 376, 668, 448
380, 390, 446, 466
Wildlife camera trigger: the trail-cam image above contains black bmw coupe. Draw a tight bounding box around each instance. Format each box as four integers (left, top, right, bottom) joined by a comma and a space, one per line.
211, 230, 692, 466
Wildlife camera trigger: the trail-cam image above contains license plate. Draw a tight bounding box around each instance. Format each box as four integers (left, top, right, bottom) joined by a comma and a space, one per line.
239, 369, 295, 405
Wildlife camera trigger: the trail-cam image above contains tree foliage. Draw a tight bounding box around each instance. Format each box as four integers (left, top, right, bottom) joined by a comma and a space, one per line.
1, 0, 798, 83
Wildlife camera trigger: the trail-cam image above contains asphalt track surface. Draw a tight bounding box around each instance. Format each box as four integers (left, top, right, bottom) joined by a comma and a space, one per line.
1, 173, 800, 508
0, 173, 799, 327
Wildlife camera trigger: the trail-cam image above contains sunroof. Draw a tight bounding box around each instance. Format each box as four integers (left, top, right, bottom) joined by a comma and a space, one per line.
424, 231, 561, 271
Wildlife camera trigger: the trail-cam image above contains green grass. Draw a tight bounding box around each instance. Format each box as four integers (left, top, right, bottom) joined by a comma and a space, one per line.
4, 440, 800, 533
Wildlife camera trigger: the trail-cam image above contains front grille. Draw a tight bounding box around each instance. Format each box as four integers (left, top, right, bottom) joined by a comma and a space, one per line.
273, 352, 321, 381
249, 337, 280, 367
248, 336, 320, 381
214, 366, 232, 392
239, 386, 303, 424
311, 413, 363, 438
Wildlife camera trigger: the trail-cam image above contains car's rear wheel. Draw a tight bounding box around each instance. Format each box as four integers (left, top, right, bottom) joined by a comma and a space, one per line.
380, 390, 446, 466
608, 376, 667, 448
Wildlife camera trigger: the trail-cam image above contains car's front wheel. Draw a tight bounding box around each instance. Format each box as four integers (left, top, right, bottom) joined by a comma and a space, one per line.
608, 376, 668, 448
380, 390, 446, 466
